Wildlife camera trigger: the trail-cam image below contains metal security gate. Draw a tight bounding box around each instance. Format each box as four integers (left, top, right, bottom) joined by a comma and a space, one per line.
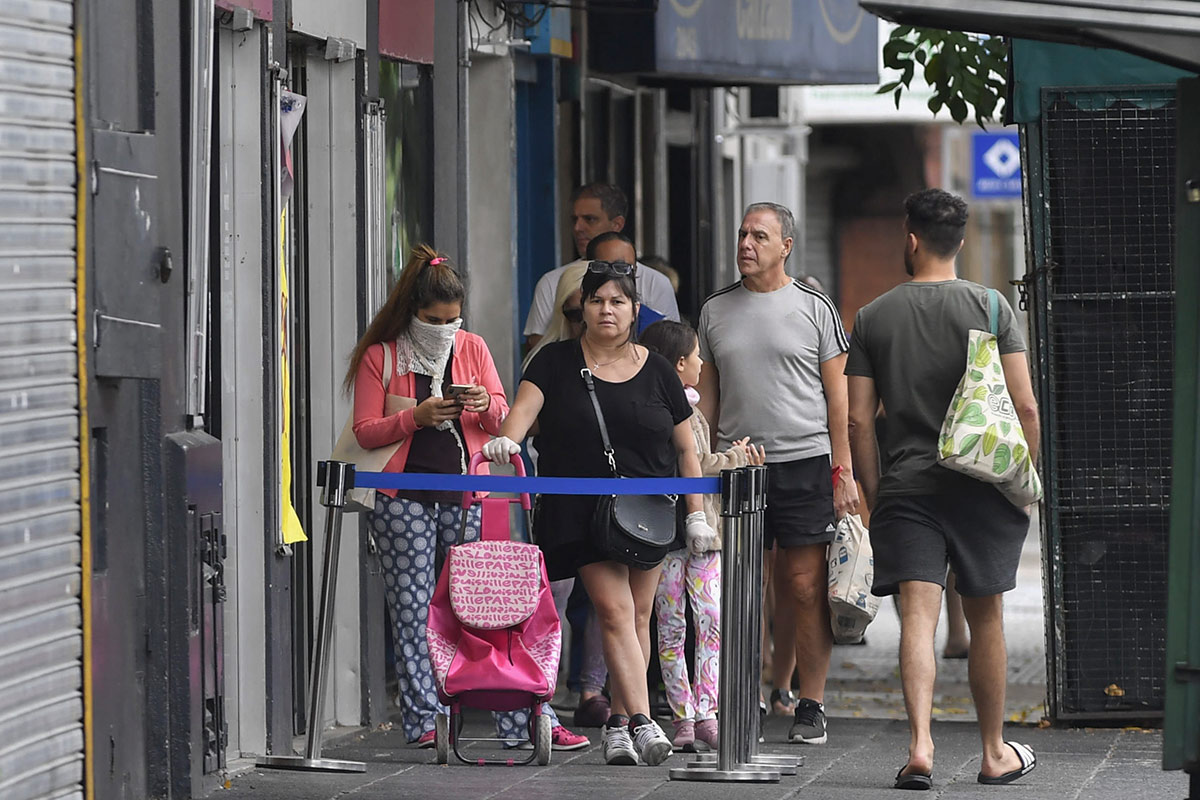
0, 0, 85, 797
1031, 87, 1176, 719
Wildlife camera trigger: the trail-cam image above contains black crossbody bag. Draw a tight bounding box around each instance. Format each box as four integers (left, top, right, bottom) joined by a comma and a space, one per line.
580, 367, 677, 569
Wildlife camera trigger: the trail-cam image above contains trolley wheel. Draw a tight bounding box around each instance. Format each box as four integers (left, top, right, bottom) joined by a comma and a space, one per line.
534, 713, 552, 766
435, 713, 449, 765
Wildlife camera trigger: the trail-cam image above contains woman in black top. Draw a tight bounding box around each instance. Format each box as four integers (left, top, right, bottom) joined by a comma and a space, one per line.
483, 262, 714, 767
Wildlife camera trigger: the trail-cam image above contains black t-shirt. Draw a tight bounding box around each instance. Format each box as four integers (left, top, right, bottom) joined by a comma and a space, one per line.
401, 351, 464, 504
523, 340, 692, 480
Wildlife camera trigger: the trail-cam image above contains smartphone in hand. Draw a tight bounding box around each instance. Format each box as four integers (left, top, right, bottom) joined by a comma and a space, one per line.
445, 384, 473, 404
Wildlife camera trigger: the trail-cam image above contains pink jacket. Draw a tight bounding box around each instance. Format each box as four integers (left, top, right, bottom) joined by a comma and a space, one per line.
352, 330, 508, 494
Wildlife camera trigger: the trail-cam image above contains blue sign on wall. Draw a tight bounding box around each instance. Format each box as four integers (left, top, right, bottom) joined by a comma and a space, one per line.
972, 132, 1022, 199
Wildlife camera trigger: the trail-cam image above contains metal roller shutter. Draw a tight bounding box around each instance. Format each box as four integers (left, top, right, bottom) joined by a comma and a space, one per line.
0, 0, 84, 798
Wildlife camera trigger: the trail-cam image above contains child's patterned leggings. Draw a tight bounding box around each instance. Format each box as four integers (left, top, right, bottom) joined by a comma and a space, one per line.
654, 549, 721, 722
371, 494, 562, 743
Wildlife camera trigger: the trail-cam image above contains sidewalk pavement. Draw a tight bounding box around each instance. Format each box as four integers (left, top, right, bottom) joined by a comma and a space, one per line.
219, 714, 1184, 799
219, 511, 1190, 798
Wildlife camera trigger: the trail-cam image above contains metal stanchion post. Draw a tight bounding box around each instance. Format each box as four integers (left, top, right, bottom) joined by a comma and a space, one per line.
743, 464, 800, 773
729, 470, 748, 762
671, 468, 780, 783
257, 461, 366, 773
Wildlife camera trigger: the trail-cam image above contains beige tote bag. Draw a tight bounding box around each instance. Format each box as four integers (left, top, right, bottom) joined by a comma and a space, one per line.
331, 343, 415, 513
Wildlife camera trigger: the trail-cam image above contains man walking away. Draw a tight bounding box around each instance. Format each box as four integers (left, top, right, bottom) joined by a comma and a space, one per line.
696, 202, 858, 746
845, 188, 1040, 790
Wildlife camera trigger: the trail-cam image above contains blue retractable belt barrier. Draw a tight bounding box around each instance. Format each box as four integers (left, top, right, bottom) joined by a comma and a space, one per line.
350, 470, 720, 496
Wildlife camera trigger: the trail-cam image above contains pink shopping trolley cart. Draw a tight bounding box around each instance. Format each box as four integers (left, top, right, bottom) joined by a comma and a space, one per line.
426, 453, 561, 765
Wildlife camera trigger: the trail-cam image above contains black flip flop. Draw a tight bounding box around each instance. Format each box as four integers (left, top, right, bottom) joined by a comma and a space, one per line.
894, 765, 932, 790
977, 741, 1037, 785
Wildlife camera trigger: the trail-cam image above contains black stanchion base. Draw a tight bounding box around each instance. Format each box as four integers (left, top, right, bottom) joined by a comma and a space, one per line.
255, 755, 366, 773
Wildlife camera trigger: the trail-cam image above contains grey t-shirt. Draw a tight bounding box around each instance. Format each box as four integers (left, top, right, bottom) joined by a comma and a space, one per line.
844, 279, 1026, 497
698, 279, 849, 462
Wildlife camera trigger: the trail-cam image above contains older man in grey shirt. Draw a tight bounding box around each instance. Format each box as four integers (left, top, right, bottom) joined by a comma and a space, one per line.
696, 202, 858, 746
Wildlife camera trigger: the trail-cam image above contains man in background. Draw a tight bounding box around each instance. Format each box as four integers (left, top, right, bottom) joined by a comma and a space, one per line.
524, 183, 678, 349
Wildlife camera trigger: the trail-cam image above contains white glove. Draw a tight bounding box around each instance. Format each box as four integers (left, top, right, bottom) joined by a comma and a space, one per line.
685, 511, 717, 555
481, 436, 521, 464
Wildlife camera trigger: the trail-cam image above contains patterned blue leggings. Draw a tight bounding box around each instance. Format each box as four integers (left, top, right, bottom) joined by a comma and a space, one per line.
371, 495, 561, 743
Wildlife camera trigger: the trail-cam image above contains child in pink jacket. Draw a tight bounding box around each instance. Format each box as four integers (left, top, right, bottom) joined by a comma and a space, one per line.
640, 320, 765, 753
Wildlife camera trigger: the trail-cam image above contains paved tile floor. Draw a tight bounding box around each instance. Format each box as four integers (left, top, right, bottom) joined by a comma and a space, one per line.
219, 510, 1193, 798
220, 714, 1187, 800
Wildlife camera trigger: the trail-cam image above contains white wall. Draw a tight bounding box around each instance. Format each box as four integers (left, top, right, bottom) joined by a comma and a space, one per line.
218, 23, 267, 758
291, 0, 367, 49
466, 54, 518, 396
301, 51, 363, 728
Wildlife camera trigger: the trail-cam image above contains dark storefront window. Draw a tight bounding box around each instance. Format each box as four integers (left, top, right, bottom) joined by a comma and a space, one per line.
382, 61, 434, 282
585, 87, 638, 246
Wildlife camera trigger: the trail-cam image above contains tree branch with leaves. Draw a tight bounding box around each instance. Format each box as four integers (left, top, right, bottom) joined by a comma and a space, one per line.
878, 26, 1007, 127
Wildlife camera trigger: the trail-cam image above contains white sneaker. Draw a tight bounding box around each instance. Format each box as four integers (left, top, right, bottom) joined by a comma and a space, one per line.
631, 720, 673, 766
601, 724, 638, 766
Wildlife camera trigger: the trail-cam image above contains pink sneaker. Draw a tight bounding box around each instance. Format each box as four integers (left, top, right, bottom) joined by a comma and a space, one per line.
550, 724, 590, 751
694, 719, 719, 752
672, 720, 696, 752
415, 729, 436, 748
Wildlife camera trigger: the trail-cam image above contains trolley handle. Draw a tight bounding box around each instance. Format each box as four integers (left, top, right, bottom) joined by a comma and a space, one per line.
464, 451, 532, 511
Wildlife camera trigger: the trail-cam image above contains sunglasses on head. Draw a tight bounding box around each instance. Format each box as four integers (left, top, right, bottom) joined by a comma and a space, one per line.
562, 306, 583, 323
587, 260, 635, 276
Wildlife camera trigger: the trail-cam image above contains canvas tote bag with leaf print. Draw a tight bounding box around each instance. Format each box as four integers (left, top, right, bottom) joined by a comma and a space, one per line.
936, 289, 1043, 507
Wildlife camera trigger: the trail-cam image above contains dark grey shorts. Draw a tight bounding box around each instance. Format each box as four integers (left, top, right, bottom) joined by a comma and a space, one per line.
868, 482, 1031, 597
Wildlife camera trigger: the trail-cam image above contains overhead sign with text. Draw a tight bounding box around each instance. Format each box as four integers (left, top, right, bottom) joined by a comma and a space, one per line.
590, 0, 878, 85
972, 131, 1023, 200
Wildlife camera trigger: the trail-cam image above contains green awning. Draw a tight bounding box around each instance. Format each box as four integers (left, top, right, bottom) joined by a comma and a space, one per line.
1010, 39, 1195, 122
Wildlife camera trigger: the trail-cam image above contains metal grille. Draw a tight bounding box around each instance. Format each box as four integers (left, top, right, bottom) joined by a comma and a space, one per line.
1043, 88, 1175, 717
0, 0, 84, 796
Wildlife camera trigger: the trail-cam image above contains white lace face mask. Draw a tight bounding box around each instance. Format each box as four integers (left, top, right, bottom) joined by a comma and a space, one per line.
395, 316, 463, 431
403, 317, 461, 376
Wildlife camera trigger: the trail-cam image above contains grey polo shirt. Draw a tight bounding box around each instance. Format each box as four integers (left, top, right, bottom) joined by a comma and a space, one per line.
698, 278, 849, 462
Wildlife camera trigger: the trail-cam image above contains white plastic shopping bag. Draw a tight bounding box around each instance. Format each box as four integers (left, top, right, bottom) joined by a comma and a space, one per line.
827, 513, 879, 644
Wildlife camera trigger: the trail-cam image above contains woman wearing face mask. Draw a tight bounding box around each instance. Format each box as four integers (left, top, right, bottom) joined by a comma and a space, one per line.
483, 261, 714, 768
344, 244, 588, 751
